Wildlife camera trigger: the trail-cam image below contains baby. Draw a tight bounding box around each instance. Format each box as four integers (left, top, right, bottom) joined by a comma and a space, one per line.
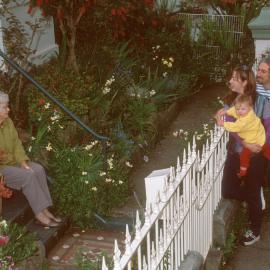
217, 94, 270, 177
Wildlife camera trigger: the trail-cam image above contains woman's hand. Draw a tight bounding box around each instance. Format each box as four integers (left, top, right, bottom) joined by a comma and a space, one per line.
21, 160, 32, 170
242, 142, 262, 153
215, 108, 226, 119
214, 108, 227, 123
0, 149, 7, 162
217, 119, 224, 127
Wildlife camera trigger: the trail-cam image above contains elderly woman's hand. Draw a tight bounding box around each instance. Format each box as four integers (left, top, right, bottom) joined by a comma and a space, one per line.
0, 149, 7, 162
21, 160, 32, 171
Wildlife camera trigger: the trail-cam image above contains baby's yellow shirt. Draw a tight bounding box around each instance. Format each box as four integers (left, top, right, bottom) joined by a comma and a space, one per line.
223, 106, 266, 146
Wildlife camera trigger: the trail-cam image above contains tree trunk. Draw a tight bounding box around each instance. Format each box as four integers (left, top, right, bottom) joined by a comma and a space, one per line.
66, 15, 79, 74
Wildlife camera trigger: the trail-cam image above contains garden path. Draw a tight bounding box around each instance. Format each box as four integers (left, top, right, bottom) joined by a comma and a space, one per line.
225, 189, 270, 270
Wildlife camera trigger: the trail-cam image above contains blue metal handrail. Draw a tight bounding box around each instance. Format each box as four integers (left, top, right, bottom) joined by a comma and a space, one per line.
0, 50, 109, 141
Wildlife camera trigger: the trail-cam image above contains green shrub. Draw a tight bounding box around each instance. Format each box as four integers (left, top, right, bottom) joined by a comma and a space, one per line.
0, 220, 37, 267
49, 144, 129, 227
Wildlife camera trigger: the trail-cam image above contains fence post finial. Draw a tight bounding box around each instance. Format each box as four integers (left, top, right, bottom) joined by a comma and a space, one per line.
144, 203, 151, 226
113, 240, 121, 270
143, 255, 148, 270
151, 241, 157, 268
192, 135, 196, 157
161, 178, 168, 202
135, 210, 142, 240
102, 257, 108, 270
169, 166, 175, 192
153, 191, 160, 214
125, 224, 131, 256
176, 156, 181, 177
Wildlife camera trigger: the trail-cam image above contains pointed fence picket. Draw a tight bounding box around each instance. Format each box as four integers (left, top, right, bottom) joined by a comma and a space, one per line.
103, 125, 229, 270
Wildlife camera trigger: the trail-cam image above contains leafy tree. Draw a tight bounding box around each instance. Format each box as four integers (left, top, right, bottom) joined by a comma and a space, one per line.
28, 0, 94, 73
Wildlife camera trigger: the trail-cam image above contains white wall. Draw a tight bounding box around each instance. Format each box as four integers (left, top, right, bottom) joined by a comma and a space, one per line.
0, 0, 58, 66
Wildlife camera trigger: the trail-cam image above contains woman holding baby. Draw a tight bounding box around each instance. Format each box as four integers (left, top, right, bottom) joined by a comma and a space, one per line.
215, 64, 269, 246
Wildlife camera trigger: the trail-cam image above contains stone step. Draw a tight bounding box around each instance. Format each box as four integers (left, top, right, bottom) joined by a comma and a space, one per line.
2, 190, 69, 256
2, 190, 32, 224
26, 218, 69, 255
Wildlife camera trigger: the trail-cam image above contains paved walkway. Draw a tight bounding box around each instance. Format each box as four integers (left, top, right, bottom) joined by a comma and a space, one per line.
226, 190, 270, 270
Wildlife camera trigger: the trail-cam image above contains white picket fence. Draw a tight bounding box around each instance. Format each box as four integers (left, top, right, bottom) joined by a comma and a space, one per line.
102, 126, 229, 269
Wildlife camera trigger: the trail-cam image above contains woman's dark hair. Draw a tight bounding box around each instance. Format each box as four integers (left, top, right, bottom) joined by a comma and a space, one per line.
224, 65, 257, 106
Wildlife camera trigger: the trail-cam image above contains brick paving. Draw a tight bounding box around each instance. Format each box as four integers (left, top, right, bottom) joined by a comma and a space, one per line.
48, 229, 125, 268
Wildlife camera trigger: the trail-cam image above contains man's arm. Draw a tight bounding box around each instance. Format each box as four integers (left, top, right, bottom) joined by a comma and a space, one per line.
242, 141, 262, 153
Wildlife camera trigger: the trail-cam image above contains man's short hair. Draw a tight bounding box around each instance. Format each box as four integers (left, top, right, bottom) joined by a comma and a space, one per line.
259, 57, 270, 71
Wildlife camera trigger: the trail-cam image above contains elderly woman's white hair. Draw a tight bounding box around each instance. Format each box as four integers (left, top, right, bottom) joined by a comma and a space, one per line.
0, 91, 9, 103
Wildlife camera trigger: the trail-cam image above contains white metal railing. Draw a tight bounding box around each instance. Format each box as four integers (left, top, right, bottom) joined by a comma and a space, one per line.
177, 13, 244, 81
177, 13, 244, 45
103, 126, 229, 269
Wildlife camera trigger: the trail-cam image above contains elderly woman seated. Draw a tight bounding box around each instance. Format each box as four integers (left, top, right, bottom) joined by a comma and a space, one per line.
0, 91, 61, 227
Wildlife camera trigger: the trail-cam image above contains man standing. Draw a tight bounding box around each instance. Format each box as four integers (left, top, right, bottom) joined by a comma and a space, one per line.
255, 58, 270, 194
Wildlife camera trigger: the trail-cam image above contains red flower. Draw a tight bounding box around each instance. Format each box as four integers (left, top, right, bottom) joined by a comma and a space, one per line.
27, 6, 33, 14
222, 0, 236, 3
144, 0, 154, 6
0, 177, 13, 199
38, 98, 46, 106
0, 235, 9, 246
151, 19, 158, 28
37, 0, 43, 7
111, 8, 116, 16
119, 6, 128, 14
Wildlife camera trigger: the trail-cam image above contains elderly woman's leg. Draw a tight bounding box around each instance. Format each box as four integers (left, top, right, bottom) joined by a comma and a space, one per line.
27, 162, 51, 199
1, 165, 58, 227
27, 162, 62, 222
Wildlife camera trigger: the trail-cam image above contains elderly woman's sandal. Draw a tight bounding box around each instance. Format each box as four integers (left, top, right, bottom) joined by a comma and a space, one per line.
35, 219, 60, 228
